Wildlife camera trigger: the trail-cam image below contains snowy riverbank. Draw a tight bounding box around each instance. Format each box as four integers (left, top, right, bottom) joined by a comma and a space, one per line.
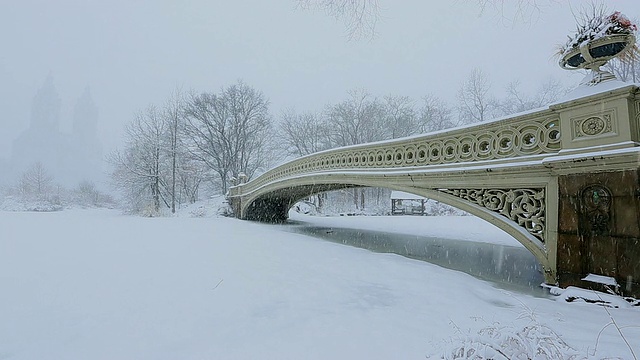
0, 208, 638, 359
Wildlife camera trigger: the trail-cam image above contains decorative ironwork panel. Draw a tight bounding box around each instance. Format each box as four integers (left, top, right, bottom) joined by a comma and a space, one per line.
440, 188, 546, 243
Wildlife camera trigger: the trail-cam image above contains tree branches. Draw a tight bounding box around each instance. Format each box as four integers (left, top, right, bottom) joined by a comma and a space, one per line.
296, 0, 380, 40
183, 81, 272, 193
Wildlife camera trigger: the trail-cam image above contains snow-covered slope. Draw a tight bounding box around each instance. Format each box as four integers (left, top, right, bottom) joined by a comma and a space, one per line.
0, 209, 638, 359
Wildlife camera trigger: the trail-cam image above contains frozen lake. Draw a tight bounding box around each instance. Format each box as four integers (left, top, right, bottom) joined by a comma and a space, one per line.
279, 221, 546, 295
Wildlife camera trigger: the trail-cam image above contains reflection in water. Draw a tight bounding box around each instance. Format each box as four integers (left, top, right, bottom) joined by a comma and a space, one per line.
277, 220, 547, 297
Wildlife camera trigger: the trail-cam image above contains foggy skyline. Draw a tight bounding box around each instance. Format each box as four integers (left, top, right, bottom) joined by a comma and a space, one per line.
2, 0, 639, 160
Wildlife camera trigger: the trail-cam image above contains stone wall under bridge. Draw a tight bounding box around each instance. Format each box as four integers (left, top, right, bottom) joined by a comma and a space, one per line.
228, 83, 640, 297
557, 169, 640, 297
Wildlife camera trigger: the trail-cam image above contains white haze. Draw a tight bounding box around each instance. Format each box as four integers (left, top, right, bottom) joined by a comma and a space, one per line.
1, 0, 639, 180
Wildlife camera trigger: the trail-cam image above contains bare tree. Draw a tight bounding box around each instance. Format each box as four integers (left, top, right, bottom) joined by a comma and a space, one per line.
296, 0, 550, 40
381, 95, 417, 139
19, 162, 53, 198
75, 180, 99, 206
109, 89, 209, 215
475, 0, 554, 24
326, 89, 385, 147
418, 94, 456, 133
183, 92, 230, 192
497, 78, 566, 115
109, 105, 170, 214
296, 0, 380, 40
163, 89, 185, 214
279, 109, 330, 156
177, 159, 205, 204
457, 68, 496, 124
1, 162, 64, 211
183, 81, 272, 193
226, 82, 273, 181
73, 180, 115, 207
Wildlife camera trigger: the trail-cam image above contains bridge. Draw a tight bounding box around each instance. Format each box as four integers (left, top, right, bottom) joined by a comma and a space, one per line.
228, 82, 640, 297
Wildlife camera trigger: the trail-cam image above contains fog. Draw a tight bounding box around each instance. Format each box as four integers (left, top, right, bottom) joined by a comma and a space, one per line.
1, 0, 638, 187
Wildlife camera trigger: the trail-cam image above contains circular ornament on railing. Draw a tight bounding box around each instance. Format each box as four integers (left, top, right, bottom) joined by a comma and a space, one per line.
581, 116, 606, 136
416, 145, 428, 163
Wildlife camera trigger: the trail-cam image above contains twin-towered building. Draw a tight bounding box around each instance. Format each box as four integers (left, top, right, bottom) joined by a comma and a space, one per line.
7, 75, 103, 188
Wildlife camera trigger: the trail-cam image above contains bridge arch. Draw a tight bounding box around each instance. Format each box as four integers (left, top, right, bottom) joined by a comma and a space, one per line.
236, 174, 554, 279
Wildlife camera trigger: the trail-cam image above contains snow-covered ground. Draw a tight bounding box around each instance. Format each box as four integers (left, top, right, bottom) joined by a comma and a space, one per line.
1, 208, 639, 359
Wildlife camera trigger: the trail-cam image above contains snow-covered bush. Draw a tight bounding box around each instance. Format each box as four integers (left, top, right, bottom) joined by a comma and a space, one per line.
216, 202, 234, 217
171, 195, 231, 218
0, 185, 63, 212
426, 200, 468, 216
66, 181, 117, 209
429, 318, 581, 359
189, 205, 208, 217
292, 200, 317, 215
139, 203, 167, 217
1, 174, 116, 212
0, 194, 62, 212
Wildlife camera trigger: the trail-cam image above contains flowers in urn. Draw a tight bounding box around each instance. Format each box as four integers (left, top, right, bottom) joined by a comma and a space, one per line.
560, 10, 637, 58
558, 7, 638, 84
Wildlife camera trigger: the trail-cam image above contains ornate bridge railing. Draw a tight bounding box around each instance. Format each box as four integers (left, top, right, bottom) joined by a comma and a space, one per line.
231, 108, 561, 197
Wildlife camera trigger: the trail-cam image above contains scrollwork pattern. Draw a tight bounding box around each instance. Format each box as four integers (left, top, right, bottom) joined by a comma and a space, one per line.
439, 188, 546, 243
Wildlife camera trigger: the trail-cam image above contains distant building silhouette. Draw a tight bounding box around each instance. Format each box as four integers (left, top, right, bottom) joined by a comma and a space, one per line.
0, 158, 9, 186
70, 87, 103, 183
10, 75, 103, 187
30, 73, 61, 133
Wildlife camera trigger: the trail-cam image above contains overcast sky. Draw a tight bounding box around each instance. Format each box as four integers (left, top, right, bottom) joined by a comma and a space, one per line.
1, 0, 639, 158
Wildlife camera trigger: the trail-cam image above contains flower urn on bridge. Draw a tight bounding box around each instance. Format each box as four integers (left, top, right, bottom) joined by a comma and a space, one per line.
559, 10, 638, 85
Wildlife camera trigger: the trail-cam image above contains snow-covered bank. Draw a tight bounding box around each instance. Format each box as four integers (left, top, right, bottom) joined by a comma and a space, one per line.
290, 211, 522, 247
1, 209, 638, 359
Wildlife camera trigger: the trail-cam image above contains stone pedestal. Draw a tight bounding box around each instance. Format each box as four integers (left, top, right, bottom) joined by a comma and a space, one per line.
557, 170, 640, 297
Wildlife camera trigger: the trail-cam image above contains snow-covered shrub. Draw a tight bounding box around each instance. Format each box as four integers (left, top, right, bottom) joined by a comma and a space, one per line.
216, 197, 235, 217
426, 200, 468, 216
292, 201, 316, 215
0, 187, 64, 212
188, 205, 208, 217
429, 304, 584, 360
140, 203, 166, 217
429, 320, 581, 360
71, 181, 104, 207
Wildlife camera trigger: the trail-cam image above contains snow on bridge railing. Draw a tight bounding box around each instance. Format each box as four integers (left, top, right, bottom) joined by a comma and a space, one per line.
229, 107, 561, 197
